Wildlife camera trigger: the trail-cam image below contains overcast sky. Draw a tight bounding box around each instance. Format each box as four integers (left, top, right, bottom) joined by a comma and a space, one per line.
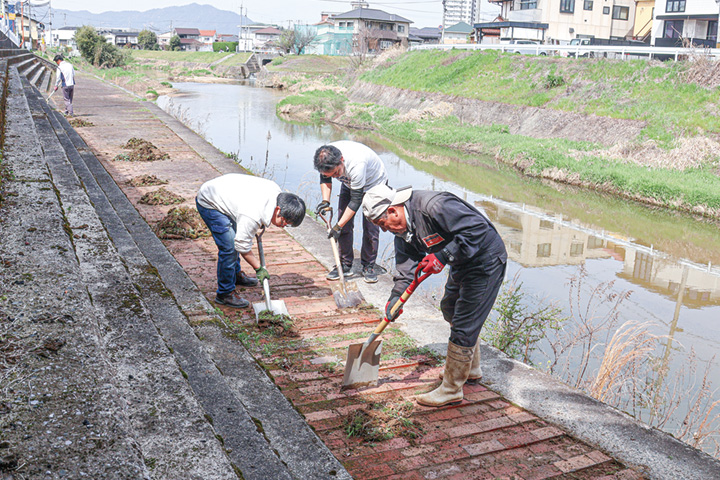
50, 0, 451, 29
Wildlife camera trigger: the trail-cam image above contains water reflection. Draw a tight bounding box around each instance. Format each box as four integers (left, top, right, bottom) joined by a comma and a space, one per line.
157, 82, 720, 448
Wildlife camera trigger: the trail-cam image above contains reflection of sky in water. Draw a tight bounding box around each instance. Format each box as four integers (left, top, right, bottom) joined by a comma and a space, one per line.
159, 82, 720, 439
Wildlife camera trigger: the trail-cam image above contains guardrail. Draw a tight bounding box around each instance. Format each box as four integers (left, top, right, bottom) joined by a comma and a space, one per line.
410, 43, 720, 61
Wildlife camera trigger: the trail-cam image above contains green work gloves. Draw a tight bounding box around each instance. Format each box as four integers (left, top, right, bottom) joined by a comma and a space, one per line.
255, 266, 270, 284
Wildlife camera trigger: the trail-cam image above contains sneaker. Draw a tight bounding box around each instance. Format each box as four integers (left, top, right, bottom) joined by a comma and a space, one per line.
236, 271, 259, 287
362, 265, 378, 284
326, 265, 358, 281
214, 291, 249, 308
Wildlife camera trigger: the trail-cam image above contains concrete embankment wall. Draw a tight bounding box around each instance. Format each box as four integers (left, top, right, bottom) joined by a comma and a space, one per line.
348, 80, 645, 146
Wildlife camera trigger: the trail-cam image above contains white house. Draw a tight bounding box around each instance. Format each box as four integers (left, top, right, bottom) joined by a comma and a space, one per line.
651, 0, 718, 47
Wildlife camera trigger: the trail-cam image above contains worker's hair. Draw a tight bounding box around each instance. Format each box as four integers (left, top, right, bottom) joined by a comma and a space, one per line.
313, 145, 342, 173
277, 193, 306, 227
53, 54, 64, 62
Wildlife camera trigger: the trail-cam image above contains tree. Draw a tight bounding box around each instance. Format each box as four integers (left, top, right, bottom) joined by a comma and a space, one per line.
276, 27, 317, 55
73, 25, 127, 68
137, 29, 158, 50
169, 35, 181, 51
276, 30, 295, 54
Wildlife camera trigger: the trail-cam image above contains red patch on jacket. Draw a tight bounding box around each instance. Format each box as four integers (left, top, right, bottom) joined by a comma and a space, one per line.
421, 233, 444, 248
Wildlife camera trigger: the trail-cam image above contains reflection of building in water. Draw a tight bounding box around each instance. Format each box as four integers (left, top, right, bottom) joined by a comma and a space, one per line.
481, 202, 611, 267
478, 199, 720, 308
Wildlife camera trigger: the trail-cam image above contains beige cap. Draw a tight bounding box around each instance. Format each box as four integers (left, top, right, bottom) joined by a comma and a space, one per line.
362, 184, 413, 221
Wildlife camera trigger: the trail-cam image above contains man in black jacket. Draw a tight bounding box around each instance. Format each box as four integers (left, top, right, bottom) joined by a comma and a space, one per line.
362, 184, 507, 407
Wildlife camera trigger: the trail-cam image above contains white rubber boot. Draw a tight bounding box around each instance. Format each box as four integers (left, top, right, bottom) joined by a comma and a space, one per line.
416, 340, 472, 407
440, 341, 482, 384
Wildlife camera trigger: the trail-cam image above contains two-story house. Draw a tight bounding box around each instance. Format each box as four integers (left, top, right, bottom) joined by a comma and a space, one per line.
475, 0, 636, 43
651, 0, 718, 47
331, 6, 412, 52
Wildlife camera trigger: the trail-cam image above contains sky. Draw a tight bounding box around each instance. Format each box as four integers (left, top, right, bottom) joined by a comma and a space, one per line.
50, 0, 455, 29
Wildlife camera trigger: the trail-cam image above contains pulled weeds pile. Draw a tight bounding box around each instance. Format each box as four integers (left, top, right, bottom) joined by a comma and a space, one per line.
139, 187, 185, 205
68, 118, 94, 128
114, 137, 170, 162
344, 401, 424, 442
154, 206, 210, 239
257, 310, 298, 337
127, 174, 168, 187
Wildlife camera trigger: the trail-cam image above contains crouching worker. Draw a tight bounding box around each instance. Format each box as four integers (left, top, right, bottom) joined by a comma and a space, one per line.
362, 185, 507, 407
196, 174, 306, 308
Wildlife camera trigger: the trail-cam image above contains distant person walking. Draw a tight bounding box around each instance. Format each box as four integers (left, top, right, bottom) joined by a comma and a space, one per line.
53, 54, 75, 117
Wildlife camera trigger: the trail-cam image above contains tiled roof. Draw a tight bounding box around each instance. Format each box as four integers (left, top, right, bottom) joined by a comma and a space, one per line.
444, 21, 473, 33
254, 27, 282, 35
198, 30, 216, 36
174, 28, 200, 35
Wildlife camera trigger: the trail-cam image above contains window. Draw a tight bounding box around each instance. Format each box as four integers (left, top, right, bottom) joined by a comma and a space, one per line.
612, 5, 629, 20
398, 25, 405, 33
520, 0, 538, 10
570, 242, 584, 257
347, 22, 353, 28
603, 6, 610, 14
537, 243, 552, 258
709, 20, 718, 42
560, 0, 575, 13
666, 0, 685, 13
584, 0, 593, 10
664, 19, 683, 38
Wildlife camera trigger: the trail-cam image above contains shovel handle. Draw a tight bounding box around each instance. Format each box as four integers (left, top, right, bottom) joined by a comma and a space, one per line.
255, 228, 272, 310
365, 265, 432, 347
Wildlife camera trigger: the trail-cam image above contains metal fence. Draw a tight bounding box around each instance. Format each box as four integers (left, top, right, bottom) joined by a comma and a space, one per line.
410, 43, 720, 61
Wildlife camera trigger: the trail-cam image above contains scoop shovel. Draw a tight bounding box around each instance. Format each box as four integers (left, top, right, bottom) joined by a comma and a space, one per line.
252, 228, 289, 322
317, 208, 364, 309
341, 265, 431, 390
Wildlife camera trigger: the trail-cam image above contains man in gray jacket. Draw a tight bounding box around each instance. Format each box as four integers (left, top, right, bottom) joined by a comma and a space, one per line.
363, 184, 507, 407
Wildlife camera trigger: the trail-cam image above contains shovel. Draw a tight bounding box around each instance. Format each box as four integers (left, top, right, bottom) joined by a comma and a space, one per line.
341, 264, 431, 390
317, 208, 364, 309
252, 227, 289, 322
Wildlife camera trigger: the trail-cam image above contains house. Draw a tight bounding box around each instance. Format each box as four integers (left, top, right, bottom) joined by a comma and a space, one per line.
217, 33, 239, 42
179, 38, 204, 51
198, 29, 217, 45
253, 26, 282, 50
238, 24, 272, 51
633, 0, 655, 42
173, 28, 200, 40
47, 26, 78, 50
475, 0, 636, 44
302, 16, 353, 55
409, 27, 442, 44
158, 31, 173, 47
331, 6, 412, 53
651, 0, 718, 47
443, 21, 474, 43
101, 29, 139, 48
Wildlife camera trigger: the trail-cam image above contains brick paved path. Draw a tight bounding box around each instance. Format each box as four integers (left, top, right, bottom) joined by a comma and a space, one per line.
60, 72, 645, 480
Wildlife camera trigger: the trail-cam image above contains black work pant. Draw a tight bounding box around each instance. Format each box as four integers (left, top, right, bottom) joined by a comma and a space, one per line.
337, 184, 379, 269
440, 259, 506, 348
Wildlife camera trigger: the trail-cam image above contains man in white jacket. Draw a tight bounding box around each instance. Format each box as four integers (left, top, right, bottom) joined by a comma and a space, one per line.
196, 174, 306, 308
53, 55, 75, 116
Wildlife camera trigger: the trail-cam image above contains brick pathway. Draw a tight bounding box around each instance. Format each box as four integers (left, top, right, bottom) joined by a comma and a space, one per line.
60, 72, 645, 480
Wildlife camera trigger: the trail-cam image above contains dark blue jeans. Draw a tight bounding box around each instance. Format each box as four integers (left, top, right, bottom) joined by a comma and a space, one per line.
337, 184, 379, 268
196, 199, 243, 296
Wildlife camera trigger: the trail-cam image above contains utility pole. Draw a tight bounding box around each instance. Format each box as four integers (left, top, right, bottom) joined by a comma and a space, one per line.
49, 0, 53, 48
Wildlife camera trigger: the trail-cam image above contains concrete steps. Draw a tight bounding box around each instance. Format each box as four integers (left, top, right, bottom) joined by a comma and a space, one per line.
19, 73, 350, 480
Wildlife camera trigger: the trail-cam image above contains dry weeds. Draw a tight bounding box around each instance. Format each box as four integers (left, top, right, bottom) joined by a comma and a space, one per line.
154, 206, 210, 239
139, 187, 185, 206
396, 102, 455, 123
68, 117, 94, 128
127, 174, 168, 187
114, 137, 170, 162
344, 401, 424, 442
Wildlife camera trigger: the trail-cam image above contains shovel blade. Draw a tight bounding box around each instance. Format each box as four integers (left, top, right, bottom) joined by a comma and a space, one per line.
253, 300, 289, 322
341, 340, 382, 390
332, 282, 364, 309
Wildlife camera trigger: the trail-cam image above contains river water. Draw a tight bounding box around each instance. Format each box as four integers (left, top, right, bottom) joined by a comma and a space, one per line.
158, 81, 720, 450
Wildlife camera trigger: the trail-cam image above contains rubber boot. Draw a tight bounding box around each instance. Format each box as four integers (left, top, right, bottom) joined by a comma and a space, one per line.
467, 342, 482, 384
440, 341, 482, 384
416, 340, 473, 407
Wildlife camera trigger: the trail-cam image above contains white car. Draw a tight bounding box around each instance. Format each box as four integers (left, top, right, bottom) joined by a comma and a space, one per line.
507, 40, 548, 56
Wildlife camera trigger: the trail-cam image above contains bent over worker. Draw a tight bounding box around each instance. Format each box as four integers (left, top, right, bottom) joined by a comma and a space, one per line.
196, 174, 306, 308
313, 140, 388, 283
53, 54, 75, 117
362, 184, 507, 407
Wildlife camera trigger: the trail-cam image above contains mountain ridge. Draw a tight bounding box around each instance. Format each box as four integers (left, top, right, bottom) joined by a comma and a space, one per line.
51, 3, 254, 35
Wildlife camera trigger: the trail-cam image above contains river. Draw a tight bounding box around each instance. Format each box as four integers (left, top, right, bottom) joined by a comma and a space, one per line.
158, 81, 720, 453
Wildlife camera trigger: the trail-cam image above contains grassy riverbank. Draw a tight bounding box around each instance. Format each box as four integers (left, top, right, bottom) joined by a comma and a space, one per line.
276, 50, 720, 219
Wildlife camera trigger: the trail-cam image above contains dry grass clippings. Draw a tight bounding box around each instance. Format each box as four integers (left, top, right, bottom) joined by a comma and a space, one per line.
154, 206, 210, 239
344, 401, 424, 442
139, 187, 185, 205
114, 137, 170, 162
127, 174, 168, 187
68, 118, 94, 128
